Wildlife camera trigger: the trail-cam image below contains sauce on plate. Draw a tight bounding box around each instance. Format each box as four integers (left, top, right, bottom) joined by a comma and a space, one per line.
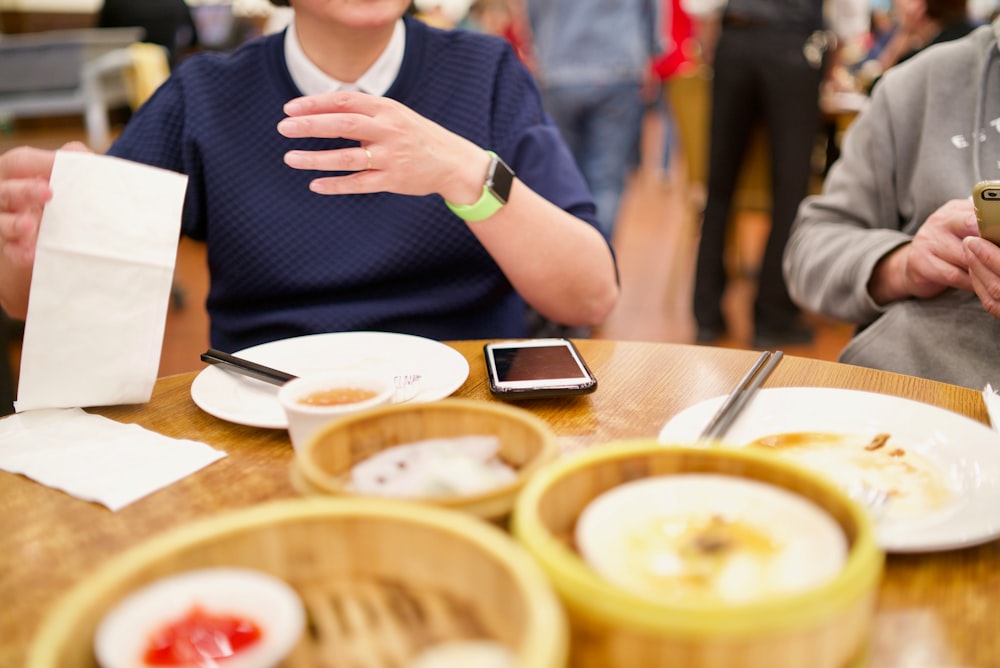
143, 605, 262, 666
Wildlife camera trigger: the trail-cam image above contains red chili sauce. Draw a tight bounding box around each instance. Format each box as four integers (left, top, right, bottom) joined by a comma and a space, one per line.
143, 606, 262, 666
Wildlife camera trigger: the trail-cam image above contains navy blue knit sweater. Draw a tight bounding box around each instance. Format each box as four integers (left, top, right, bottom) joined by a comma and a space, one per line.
108, 15, 600, 352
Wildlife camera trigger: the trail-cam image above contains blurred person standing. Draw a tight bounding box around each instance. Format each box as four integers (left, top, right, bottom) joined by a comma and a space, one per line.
651, 0, 699, 180
525, 0, 661, 241
468, 0, 535, 67
848, 0, 974, 92
687, 0, 868, 348
875, 0, 975, 73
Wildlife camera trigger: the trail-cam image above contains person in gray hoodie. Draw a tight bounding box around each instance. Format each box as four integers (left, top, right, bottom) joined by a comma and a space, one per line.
784, 19, 1000, 390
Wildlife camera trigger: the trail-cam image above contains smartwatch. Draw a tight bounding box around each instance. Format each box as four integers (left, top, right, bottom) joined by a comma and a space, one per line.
446, 150, 515, 222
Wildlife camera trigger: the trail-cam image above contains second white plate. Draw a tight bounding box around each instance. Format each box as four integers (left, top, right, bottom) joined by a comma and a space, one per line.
658, 387, 1000, 553
191, 332, 470, 429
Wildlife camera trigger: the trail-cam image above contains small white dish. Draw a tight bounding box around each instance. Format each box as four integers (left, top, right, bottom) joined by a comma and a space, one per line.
279, 370, 395, 455
190, 332, 470, 429
94, 567, 304, 668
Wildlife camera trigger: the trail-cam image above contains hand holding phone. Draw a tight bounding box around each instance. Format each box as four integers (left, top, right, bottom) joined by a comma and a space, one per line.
973, 180, 1000, 243
484, 338, 597, 400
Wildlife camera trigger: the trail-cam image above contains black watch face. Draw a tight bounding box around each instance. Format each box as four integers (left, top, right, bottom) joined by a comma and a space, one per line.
489, 157, 515, 203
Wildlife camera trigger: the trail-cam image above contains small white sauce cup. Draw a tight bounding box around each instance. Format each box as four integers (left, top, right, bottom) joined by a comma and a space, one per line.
278, 371, 395, 455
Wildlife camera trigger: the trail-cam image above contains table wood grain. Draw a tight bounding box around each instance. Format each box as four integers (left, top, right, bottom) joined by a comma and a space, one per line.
2, 340, 997, 667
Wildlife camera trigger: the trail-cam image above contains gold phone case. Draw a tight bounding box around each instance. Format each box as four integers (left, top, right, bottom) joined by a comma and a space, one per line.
973, 180, 1000, 243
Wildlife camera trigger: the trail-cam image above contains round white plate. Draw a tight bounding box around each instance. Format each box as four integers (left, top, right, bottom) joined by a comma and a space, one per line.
94, 567, 304, 668
191, 331, 470, 429
658, 387, 1000, 553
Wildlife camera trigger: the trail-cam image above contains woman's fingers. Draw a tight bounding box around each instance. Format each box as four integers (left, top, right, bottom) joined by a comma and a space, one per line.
0, 178, 51, 214
282, 90, 383, 118
283, 145, 376, 173
0, 146, 57, 180
965, 236, 1000, 317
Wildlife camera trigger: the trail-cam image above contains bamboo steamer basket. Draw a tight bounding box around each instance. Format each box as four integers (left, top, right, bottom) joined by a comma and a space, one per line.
28, 497, 569, 668
294, 399, 558, 521
511, 440, 884, 668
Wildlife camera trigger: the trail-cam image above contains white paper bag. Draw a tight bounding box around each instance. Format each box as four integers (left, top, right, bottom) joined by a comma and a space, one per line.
15, 151, 188, 411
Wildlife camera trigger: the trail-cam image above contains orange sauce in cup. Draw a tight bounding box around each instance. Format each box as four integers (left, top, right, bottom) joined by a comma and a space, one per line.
297, 387, 379, 406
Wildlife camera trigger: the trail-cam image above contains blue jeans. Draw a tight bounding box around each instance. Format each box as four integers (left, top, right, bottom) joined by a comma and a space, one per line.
540, 80, 644, 240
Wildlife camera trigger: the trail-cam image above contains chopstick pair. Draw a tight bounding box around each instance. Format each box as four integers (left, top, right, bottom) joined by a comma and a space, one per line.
699, 350, 784, 442
200, 348, 297, 386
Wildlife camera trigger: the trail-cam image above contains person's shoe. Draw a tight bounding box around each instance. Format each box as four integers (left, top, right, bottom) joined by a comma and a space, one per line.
752, 323, 814, 349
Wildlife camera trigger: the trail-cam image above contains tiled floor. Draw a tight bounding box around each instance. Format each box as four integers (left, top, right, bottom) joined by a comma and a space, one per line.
2, 112, 853, 386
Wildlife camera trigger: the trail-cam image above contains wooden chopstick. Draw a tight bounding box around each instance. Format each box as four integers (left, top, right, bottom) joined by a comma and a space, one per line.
699, 350, 784, 441
200, 348, 298, 386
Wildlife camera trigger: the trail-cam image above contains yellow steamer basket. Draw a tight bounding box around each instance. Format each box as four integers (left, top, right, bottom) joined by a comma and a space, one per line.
511, 440, 884, 668
293, 398, 558, 521
29, 497, 568, 668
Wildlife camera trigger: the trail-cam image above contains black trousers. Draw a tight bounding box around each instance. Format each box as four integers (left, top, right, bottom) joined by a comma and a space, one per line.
693, 24, 824, 333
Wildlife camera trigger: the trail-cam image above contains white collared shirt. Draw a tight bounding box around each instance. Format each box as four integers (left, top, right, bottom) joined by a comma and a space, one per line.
283, 18, 405, 97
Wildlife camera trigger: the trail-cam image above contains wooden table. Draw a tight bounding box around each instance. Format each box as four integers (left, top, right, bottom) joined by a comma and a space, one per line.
2, 340, 997, 667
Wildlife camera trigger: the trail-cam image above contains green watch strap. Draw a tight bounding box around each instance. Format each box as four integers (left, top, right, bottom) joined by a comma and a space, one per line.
446, 184, 504, 222
445, 151, 510, 222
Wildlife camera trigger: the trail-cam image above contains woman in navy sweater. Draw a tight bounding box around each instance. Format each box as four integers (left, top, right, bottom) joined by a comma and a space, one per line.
0, 0, 618, 352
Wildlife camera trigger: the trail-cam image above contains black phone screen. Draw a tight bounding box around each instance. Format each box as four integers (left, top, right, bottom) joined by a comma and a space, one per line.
491, 343, 589, 382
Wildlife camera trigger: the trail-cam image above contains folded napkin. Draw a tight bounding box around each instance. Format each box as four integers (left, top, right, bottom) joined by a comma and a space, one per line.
0, 408, 226, 511
15, 150, 188, 412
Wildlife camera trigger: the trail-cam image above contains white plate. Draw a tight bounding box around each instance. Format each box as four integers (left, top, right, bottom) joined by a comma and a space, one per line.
94, 567, 304, 668
658, 387, 1000, 553
191, 332, 470, 429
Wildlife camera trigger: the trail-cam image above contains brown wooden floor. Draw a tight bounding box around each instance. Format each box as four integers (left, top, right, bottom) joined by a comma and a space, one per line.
2, 112, 852, 387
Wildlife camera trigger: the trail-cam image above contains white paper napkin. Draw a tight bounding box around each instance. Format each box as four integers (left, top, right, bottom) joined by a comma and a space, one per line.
14, 151, 188, 412
0, 408, 226, 511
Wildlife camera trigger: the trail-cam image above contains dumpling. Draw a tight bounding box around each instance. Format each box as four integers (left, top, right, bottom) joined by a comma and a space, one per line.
349, 436, 517, 499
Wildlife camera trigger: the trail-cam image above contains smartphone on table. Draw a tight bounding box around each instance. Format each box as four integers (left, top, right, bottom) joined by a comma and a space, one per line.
483, 338, 597, 400
973, 180, 1000, 243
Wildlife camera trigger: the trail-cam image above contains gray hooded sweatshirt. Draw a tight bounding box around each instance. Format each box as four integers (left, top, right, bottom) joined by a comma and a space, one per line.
785, 20, 1000, 390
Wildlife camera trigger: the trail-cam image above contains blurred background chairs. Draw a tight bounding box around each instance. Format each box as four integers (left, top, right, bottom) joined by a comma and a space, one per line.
0, 26, 155, 151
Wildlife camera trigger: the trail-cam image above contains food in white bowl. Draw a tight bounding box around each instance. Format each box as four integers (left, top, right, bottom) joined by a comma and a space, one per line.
94, 567, 304, 668
349, 435, 518, 499
575, 474, 848, 606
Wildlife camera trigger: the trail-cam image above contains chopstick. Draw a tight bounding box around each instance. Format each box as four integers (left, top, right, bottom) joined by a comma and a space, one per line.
200, 348, 297, 386
698, 350, 784, 441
